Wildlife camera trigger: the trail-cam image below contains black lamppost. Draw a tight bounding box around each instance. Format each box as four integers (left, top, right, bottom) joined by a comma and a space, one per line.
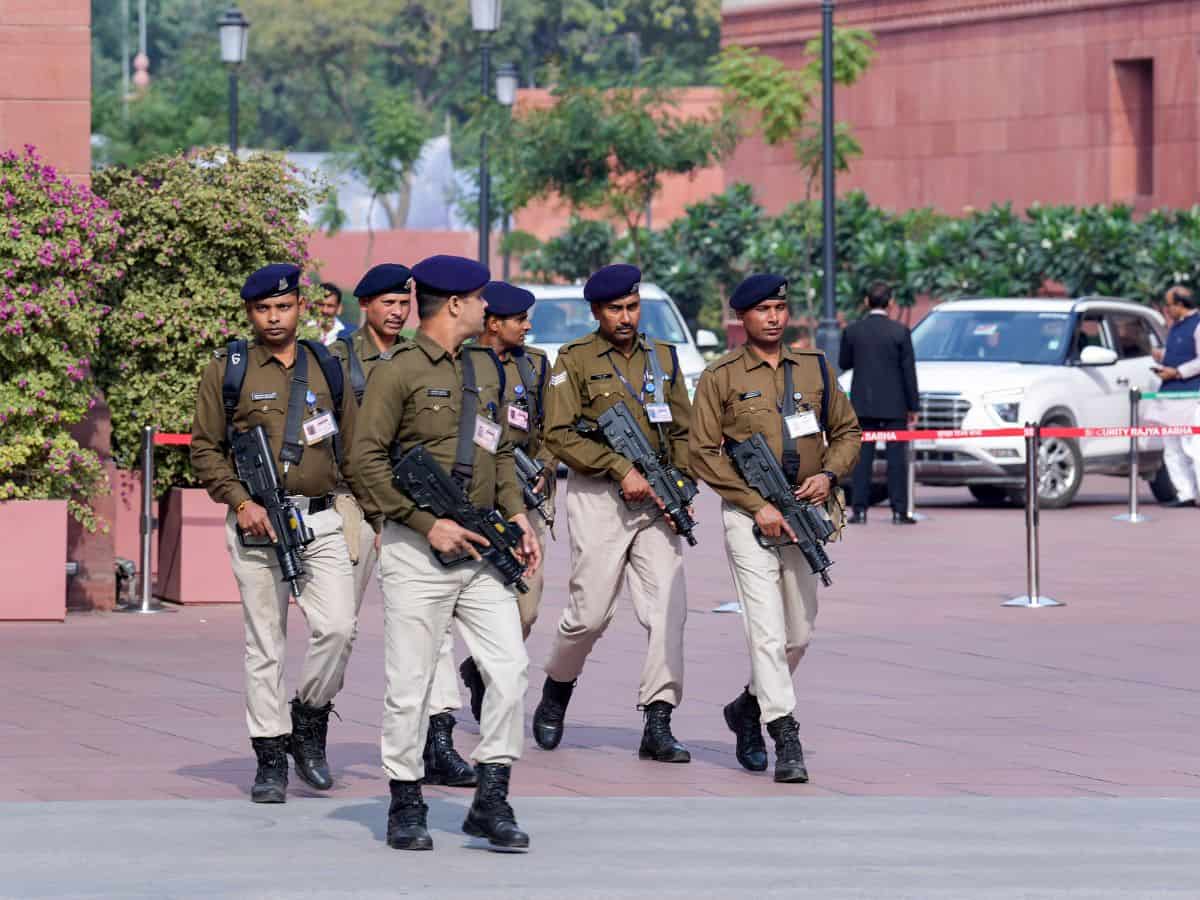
217, 7, 250, 156
494, 62, 518, 279
815, 0, 840, 361
472, 0, 502, 266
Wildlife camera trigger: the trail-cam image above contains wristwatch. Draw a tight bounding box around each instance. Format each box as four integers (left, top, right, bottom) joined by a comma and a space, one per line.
821, 470, 837, 487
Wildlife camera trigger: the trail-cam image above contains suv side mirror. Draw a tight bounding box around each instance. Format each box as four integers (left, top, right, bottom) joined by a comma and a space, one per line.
694, 329, 719, 350
1078, 345, 1118, 367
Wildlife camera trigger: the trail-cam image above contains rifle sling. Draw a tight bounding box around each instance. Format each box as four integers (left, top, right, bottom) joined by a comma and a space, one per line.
452, 348, 480, 488
513, 349, 541, 454
780, 360, 801, 484
279, 345, 310, 473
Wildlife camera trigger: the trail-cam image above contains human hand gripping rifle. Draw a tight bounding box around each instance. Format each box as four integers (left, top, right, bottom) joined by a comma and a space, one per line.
391, 445, 529, 593
231, 425, 314, 597
513, 445, 554, 530
577, 400, 699, 546
727, 432, 836, 586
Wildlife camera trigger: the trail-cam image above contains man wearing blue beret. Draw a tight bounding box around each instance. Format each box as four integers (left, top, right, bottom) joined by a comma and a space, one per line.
689, 273, 861, 785
191, 263, 363, 804
532, 263, 695, 764
351, 254, 541, 852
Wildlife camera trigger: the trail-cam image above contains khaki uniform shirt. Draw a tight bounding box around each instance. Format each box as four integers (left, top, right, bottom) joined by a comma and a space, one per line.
327, 327, 396, 386
349, 331, 523, 537
544, 332, 691, 481
477, 345, 552, 463
191, 341, 359, 509
689, 345, 861, 515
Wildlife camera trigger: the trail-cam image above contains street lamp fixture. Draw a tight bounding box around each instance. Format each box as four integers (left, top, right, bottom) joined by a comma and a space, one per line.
470, 0, 502, 33
218, 7, 250, 155
473, 0, 503, 265
495, 62, 518, 107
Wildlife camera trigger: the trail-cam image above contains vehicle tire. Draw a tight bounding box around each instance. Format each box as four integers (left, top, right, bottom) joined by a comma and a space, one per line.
1149, 466, 1178, 504
969, 485, 1010, 506
1037, 424, 1083, 509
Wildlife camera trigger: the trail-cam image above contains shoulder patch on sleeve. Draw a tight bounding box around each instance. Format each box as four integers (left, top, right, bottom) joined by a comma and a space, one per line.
212, 348, 228, 360
550, 371, 568, 387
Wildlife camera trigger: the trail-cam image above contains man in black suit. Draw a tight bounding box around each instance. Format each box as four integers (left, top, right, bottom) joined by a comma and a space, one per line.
838, 282, 920, 525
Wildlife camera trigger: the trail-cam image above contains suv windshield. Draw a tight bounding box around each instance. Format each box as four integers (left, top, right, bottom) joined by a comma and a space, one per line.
912, 309, 1073, 364
528, 297, 688, 346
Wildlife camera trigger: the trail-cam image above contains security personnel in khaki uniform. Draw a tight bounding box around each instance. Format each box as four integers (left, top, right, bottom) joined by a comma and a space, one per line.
532, 263, 693, 764
459, 281, 554, 720
350, 255, 541, 852
330, 263, 475, 789
689, 274, 861, 783
190, 263, 361, 804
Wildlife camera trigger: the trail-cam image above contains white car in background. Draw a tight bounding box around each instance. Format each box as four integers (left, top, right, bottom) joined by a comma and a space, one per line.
840, 297, 1173, 508
523, 283, 718, 398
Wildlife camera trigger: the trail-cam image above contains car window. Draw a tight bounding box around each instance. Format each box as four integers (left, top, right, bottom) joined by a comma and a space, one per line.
1106, 312, 1156, 359
528, 297, 688, 346
1070, 313, 1110, 359
911, 310, 1072, 364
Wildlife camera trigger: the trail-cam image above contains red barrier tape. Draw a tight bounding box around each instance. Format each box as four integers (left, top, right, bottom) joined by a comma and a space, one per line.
153, 433, 193, 446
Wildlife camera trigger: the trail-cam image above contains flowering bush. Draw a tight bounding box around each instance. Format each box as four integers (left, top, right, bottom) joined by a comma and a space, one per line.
92, 149, 324, 491
0, 146, 124, 529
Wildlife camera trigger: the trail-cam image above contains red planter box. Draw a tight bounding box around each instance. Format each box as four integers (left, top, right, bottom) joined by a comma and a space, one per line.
157, 488, 239, 604
0, 500, 68, 621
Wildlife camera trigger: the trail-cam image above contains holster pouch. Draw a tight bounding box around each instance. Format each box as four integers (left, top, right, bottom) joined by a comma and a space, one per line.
334, 493, 364, 564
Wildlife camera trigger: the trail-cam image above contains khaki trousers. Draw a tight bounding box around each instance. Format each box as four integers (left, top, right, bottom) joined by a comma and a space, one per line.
544, 474, 687, 707
721, 503, 819, 724
379, 522, 527, 781
517, 511, 549, 639
225, 508, 357, 738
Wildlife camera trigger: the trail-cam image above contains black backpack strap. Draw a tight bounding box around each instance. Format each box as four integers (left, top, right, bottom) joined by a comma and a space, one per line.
279, 343, 310, 472
815, 353, 830, 433
514, 350, 541, 425
668, 343, 681, 386
781, 360, 801, 484
339, 335, 366, 404
299, 339, 345, 466
221, 339, 249, 446
452, 348, 482, 487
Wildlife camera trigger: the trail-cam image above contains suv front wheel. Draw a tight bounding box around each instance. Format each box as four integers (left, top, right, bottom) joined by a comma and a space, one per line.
1037, 420, 1083, 509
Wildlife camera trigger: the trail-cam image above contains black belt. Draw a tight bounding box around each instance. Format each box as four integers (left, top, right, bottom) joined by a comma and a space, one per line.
287, 493, 335, 515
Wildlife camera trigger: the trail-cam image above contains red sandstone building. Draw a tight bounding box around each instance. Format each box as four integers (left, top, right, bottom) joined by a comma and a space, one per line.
723, 0, 1200, 214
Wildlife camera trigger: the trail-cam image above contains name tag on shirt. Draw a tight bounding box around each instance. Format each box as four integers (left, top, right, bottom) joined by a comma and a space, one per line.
474, 415, 502, 454
645, 402, 673, 424
507, 404, 530, 431
785, 410, 820, 439
303, 410, 339, 445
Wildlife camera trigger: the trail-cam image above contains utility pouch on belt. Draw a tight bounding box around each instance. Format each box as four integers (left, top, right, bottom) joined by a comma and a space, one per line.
333, 493, 364, 564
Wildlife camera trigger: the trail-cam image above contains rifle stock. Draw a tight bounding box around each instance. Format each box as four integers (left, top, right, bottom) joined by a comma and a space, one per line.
513, 446, 554, 529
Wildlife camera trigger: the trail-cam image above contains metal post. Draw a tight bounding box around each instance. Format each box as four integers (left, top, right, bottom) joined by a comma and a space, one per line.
1114, 387, 1148, 523
905, 440, 927, 521
1004, 424, 1063, 608
228, 68, 239, 155
119, 426, 168, 614
478, 36, 492, 266
814, 0, 841, 363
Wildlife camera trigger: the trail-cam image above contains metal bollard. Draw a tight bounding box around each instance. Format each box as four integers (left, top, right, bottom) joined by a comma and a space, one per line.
1113, 387, 1148, 523
905, 439, 927, 522
117, 425, 169, 614
1004, 423, 1063, 608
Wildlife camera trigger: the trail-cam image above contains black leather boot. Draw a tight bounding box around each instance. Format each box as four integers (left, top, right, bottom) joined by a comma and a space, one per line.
638, 700, 691, 763
423, 712, 477, 788
532, 677, 575, 751
462, 763, 529, 850
289, 698, 334, 790
250, 736, 289, 804
460, 657, 486, 724
766, 715, 809, 784
848, 508, 868, 525
386, 780, 433, 851
723, 688, 768, 772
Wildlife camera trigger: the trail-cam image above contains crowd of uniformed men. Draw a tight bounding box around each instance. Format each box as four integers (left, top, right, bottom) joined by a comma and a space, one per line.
190, 253, 863, 852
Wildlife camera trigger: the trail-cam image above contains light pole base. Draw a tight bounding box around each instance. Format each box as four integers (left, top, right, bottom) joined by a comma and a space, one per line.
712, 601, 743, 614
1112, 512, 1151, 523
115, 599, 172, 615
1002, 595, 1064, 608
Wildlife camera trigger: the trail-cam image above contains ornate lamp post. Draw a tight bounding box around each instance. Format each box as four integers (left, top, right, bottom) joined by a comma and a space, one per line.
471, 0, 502, 265
494, 62, 518, 279
815, 0, 840, 361
217, 7, 251, 155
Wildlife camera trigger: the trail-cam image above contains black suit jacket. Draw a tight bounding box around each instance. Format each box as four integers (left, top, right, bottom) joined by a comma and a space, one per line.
838, 312, 919, 420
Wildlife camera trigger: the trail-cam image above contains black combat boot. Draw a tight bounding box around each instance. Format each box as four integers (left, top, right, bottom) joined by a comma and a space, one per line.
250, 736, 289, 804
386, 780, 433, 851
638, 700, 691, 763
423, 712, 477, 788
766, 714, 809, 784
462, 763, 529, 850
289, 698, 334, 790
460, 657, 486, 724
532, 677, 575, 751
723, 687, 768, 772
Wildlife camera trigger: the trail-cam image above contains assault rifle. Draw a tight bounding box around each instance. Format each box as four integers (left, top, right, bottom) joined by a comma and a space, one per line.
231, 425, 314, 598
727, 432, 836, 586
391, 445, 529, 593
513, 446, 554, 529
578, 400, 699, 546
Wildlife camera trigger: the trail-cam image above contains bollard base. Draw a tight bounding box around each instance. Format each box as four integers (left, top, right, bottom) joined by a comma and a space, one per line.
115, 599, 173, 615
712, 601, 743, 614
1002, 595, 1064, 608
1113, 512, 1151, 523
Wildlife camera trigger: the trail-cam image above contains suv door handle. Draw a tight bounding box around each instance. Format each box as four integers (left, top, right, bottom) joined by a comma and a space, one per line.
1115, 376, 1130, 386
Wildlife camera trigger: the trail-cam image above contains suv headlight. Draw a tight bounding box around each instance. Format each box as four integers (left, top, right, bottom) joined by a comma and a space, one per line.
983, 389, 1024, 423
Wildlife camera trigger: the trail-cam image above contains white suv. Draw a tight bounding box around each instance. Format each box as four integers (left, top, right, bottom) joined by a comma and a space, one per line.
841, 297, 1172, 508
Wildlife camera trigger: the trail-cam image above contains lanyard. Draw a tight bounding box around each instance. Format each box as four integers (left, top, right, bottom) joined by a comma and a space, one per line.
608, 340, 664, 408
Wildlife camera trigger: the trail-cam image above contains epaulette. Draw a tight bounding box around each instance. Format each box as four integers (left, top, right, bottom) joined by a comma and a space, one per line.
707, 348, 745, 371
558, 334, 594, 356
380, 340, 416, 362
523, 345, 548, 361
212, 347, 228, 360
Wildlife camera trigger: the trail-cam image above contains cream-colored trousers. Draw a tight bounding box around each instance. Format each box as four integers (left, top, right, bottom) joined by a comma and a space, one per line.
378, 521, 527, 781
225, 507, 357, 738
721, 503, 819, 723
544, 473, 687, 707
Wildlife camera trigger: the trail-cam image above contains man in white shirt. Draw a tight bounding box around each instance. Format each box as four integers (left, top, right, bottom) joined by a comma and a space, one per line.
1152, 285, 1200, 507
317, 282, 351, 346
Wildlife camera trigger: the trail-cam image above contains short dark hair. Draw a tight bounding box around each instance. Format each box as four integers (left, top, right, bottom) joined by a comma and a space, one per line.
320, 281, 341, 298
1167, 285, 1196, 309
866, 281, 893, 309
416, 288, 451, 320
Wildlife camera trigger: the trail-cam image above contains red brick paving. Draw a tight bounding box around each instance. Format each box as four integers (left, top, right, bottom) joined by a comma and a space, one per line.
1, 479, 1196, 803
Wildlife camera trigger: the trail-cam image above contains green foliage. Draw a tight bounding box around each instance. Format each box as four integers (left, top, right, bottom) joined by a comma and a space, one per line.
0, 146, 124, 528
343, 88, 431, 228
91, 149, 325, 491
521, 217, 617, 283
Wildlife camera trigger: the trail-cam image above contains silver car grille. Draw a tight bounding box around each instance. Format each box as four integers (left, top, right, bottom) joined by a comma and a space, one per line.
918, 392, 970, 430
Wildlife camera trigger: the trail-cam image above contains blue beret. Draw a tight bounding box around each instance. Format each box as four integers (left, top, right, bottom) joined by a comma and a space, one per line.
412, 254, 490, 295
584, 264, 641, 304
483, 281, 535, 317
730, 273, 788, 311
354, 263, 412, 299
241, 263, 300, 302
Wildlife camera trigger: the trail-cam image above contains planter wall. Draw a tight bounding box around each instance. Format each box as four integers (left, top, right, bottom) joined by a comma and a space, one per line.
0, 500, 68, 621
157, 488, 239, 604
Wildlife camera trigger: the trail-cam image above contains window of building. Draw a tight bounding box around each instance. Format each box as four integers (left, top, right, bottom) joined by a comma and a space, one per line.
1111, 59, 1155, 198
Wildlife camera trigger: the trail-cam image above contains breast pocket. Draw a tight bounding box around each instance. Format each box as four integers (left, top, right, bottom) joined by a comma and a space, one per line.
584, 380, 623, 418
245, 399, 288, 442
412, 397, 461, 436
728, 396, 776, 435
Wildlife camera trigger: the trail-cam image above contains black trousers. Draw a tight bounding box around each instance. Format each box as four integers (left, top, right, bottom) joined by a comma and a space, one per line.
852, 417, 909, 513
